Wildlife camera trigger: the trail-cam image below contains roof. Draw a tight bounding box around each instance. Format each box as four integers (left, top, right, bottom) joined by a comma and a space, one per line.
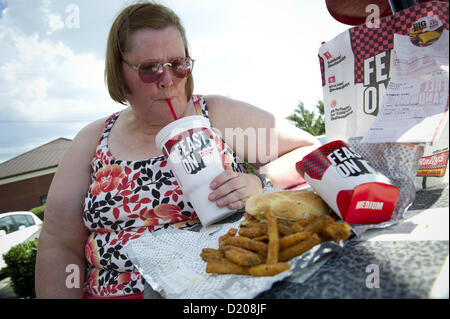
0, 138, 72, 180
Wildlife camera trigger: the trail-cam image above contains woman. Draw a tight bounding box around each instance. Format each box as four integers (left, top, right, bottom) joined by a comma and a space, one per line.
35, 2, 320, 298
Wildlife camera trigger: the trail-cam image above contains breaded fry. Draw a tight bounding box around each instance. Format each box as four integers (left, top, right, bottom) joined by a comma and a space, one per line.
224, 246, 264, 266
279, 233, 321, 262
289, 222, 304, 233
294, 215, 319, 227
249, 263, 291, 277
218, 228, 238, 250
242, 219, 267, 230
321, 221, 352, 241
206, 262, 250, 275
238, 226, 266, 238
279, 231, 312, 249
253, 235, 269, 242
266, 210, 279, 264
200, 248, 226, 263
224, 236, 268, 253
303, 215, 333, 234
278, 222, 295, 236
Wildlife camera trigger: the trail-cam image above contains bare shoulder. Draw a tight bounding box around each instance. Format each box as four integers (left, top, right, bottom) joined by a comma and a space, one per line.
204, 94, 275, 130
42, 117, 108, 241
55, 117, 107, 182
72, 117, 108, 150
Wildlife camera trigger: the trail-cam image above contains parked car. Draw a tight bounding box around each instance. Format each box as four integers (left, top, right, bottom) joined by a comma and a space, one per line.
0, 211, 42, 273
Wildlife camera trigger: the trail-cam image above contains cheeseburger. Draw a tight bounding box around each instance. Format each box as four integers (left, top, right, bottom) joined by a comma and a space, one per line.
245, 190, 329, 222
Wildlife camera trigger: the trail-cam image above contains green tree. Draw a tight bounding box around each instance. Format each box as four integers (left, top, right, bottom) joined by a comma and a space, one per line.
286, 100, 325, 136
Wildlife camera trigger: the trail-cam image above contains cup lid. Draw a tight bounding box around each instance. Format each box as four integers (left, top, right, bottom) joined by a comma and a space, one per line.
155, 115, 210, 151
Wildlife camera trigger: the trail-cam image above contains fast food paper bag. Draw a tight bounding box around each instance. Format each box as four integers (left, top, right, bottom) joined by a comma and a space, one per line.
318, 1, 449, 189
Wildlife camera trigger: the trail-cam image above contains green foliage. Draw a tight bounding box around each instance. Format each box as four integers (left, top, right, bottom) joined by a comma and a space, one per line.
244, 162, 257, 174
286, 100, 325, 136
2, 238, 38, 298
30, 205, 45, 221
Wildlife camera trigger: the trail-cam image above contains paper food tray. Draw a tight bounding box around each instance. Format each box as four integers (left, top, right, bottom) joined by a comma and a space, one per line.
126, 216, 343, 299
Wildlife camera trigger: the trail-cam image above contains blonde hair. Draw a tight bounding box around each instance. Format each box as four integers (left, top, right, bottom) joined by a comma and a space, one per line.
105, 2, 194, 105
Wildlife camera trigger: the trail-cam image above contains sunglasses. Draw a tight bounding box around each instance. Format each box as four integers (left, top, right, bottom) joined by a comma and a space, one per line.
124, 56, 194, 83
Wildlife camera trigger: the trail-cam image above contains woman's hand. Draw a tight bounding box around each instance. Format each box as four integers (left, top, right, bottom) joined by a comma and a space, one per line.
208, 171, 262, 210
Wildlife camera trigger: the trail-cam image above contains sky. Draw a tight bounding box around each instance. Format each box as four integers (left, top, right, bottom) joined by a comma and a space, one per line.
0, 0, 350, 163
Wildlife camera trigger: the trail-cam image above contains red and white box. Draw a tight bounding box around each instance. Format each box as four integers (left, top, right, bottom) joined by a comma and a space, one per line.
296, 140, 400, 225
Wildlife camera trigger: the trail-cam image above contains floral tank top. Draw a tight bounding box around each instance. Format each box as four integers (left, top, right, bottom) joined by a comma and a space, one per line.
83, 95, 246, 297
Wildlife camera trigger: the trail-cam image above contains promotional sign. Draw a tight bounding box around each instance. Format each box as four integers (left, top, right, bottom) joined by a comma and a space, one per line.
318, 1, 449, 189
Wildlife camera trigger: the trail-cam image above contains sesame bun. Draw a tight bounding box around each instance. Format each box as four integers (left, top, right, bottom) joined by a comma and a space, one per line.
245, 190, 329, 222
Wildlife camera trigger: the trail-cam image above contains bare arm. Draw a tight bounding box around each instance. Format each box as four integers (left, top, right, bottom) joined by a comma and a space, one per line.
35, 119, 105, 298
207, 95, 320, 188
256, 118, 321, 189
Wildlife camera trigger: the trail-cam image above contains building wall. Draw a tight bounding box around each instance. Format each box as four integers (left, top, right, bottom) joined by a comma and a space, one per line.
0, 173, 54, 213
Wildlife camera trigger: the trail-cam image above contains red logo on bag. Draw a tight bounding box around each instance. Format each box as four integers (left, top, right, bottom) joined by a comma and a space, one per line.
324, 51, 332, 59
328, 76, 336, 83
417, 151, 449, 177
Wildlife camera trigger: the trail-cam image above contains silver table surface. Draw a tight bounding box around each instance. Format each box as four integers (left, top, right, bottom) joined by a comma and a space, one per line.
256, 183, 449, 299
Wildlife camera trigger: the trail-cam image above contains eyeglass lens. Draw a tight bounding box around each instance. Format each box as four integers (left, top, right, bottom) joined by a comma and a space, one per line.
138, 57, 193, 83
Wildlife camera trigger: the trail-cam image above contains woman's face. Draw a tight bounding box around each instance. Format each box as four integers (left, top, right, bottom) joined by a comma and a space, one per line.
122, 26, 188, 124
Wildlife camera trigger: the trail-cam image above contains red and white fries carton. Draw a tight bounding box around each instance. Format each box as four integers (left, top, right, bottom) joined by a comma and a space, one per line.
296, 140, 400, 225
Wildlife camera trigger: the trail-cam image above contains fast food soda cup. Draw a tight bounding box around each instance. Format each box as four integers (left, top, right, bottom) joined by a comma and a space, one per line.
155, 115, 235, 226
296, 140, 400, 224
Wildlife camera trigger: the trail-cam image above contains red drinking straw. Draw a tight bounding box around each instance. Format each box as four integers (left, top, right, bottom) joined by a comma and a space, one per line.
166, 98, 178, 121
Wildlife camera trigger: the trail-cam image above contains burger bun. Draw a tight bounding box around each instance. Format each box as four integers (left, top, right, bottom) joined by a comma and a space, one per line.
245, 190, 329, 221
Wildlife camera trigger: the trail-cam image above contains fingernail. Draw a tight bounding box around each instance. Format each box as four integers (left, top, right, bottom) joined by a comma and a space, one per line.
209, 193, 216, 200
210, 181, 216, 188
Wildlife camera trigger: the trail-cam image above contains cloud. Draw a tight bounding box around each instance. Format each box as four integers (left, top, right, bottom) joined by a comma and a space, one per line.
0, 2, 7, 19
0, 0, 350, 163
0, 0, 123, 162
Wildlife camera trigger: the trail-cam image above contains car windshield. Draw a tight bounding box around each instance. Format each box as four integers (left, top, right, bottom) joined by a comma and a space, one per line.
0, 216, 18, 235
0, 214, 35, 235
12, 214, 35, 228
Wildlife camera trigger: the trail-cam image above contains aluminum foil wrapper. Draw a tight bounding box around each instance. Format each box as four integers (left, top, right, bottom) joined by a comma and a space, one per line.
126, 213, 343, 299
348, 137, 424, 236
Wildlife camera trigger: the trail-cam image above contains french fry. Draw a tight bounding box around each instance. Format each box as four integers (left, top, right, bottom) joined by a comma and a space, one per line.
278, 222, 295, 236
266, 210, 279, 264
249, 263, 291, 277
206, 262, 250, 275
279, 233, 321, 262
294, 215, 319, 227
224, 246, 264, 266
289, 222, 304, 233
303, 215, 333, 234
224, 236, 268, 253
279, 231, 312, 249
242, 219, 267, 230
219, 228, 238, 250
321, 221, 352, 241
238, 226, 266, 238
253, 235, 269, 242
200, 248, 226, 263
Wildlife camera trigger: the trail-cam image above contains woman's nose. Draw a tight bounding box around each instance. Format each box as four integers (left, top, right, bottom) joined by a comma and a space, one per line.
157, 66, 173, 89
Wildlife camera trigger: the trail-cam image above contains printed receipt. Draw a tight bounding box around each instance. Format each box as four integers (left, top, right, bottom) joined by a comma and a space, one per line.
362, 32, 449, 144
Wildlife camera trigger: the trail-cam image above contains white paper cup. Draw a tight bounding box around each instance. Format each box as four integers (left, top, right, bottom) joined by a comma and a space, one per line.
155, 115, 235, 226
296, 140, 400, 224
